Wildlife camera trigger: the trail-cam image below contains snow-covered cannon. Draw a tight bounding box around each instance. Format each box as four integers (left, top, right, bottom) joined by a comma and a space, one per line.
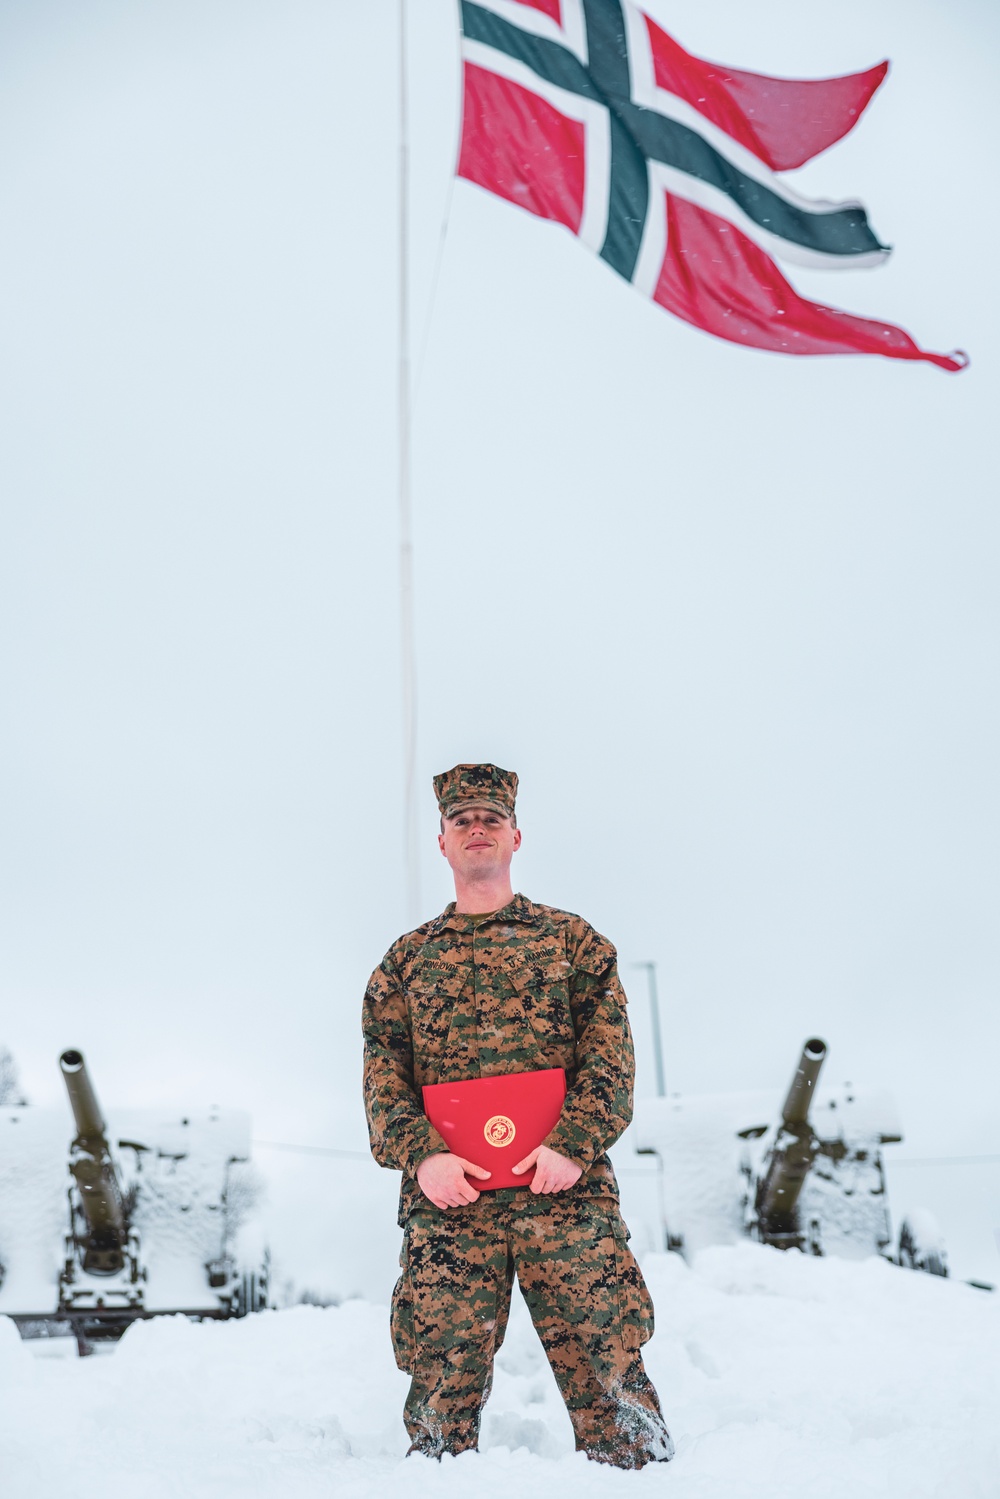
751, 1037, 827, 1250
0, 1048, 270, 1353
59, 1050, 130, 1275
625, 1036, 950, 1278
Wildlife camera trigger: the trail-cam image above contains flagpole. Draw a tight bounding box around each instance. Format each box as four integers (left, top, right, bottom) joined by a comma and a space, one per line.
398, 0, 420, 927
631, 962, 666, 1098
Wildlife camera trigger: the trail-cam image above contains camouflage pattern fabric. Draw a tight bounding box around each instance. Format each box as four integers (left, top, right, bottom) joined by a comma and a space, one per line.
390, 1192, 674, 1466
432, 762, 519, 818
362, 894, 635, 1226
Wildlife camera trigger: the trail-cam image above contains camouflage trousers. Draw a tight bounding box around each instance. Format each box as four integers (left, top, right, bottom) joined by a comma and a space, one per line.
390, 1190, 674, 1467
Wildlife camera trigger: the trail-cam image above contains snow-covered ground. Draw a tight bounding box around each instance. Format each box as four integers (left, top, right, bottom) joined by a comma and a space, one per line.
2, 1242, 997, 1499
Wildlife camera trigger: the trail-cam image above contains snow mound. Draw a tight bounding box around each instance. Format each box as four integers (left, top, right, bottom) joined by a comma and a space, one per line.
2, 1244, 997, 1499
0, 1311, 32, 1390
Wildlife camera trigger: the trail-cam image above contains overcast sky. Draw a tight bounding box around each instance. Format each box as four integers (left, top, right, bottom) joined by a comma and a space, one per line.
0, 0, 997, 1290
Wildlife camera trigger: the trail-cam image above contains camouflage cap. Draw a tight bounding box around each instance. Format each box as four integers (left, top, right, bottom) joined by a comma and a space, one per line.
433, 763, 518, 819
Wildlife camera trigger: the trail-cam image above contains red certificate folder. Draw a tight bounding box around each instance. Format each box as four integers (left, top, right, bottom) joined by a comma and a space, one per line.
422, 1068, 567, 1190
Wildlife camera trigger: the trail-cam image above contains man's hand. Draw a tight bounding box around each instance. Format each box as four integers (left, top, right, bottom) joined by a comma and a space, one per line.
416, 1152, 491, 1209
511, 1144, 583, 1194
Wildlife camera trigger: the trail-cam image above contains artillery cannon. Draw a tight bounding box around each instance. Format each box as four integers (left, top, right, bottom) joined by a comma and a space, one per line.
625, 1037, 952, 1279
60, 1050, 131, 1276
0, 1049, 269, 1353
57, 1049, 144, 1332
748, 1037, 828, 1251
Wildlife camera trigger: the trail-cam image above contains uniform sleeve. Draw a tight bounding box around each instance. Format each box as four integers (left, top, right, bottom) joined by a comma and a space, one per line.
541, 925, 635, 1169
362, 948, 449, 1178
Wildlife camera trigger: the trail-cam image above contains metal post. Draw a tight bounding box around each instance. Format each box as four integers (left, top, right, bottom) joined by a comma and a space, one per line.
398, 0, 420, 926
632, 962, 666, 1097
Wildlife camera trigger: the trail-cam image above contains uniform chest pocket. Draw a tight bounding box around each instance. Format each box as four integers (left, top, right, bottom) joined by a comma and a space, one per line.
505, 957, 575, 1044
405, 957, 472, 1055
407, 984, 454, 1054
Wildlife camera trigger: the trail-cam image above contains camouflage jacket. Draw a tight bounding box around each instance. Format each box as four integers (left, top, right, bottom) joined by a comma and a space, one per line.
362, 893, 635, 1224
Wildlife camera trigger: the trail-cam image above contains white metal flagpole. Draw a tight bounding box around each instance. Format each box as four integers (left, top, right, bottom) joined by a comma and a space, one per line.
398, 0, 420, 927
631, 962, 666, 1097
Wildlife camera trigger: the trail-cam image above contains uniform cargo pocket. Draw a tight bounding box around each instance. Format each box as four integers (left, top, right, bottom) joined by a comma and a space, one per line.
389, 1236, 416, 1373
610, 1217, 655, 1351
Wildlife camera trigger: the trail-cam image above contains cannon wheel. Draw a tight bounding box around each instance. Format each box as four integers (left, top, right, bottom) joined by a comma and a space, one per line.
897, 1212, 948, 1277
235, 1266, 269, 1317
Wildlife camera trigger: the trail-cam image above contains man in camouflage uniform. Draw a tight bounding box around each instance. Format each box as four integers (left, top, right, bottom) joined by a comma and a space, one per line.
362, 764, 673, 1466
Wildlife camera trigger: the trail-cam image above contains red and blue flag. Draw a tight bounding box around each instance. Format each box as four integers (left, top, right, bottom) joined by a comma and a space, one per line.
458, 0, 966, 371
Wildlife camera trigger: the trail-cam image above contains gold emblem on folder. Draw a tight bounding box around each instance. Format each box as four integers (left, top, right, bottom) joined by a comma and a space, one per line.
484, 1114, 516, 1148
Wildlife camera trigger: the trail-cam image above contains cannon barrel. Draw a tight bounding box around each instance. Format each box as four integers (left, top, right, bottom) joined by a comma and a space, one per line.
780, 1037, 828, 1128
60, 1049, 108, 1140
755, 1037, 828, 1242
59, 1049, 127, 1274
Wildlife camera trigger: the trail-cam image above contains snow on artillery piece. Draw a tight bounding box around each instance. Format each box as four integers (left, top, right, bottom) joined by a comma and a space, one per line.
623, 1037, 949, 1277
61, 1050, 136, 1284
747, 1036, 839, 1253
0, 1049, 269, 1353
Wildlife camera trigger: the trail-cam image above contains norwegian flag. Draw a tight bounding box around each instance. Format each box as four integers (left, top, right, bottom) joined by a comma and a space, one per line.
458, 0, 966, 371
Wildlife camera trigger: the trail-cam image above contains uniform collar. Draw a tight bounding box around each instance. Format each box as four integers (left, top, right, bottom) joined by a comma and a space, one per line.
434, 892, 540, 933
